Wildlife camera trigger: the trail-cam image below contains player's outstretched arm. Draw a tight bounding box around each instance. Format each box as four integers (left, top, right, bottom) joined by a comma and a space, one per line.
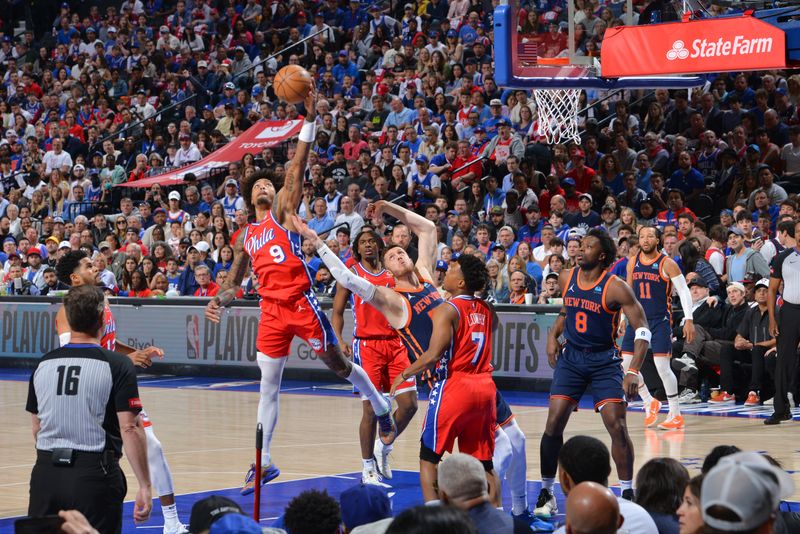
277, 86, 318, 231
291, 214, 408, 328
372, 200, 437, 278
662, 257, 695, 344
610, 277, 650, 398
205, 231, 249, 322
391, 303, 457, 395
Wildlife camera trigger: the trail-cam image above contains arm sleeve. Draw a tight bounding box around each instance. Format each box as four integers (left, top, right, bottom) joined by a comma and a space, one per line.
671, 274, 693, 321
316, 242, 377, 302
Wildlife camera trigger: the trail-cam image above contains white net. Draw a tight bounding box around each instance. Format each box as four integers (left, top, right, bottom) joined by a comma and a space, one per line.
533, 88, 582, 145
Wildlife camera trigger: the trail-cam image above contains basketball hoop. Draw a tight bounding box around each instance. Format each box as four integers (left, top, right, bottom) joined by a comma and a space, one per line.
532, 58, 582, 145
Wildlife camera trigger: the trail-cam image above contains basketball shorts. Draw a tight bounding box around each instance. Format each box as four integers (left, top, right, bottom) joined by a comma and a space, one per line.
421, 373, 496, 461
550, 344, 625, 411
352, 337, 416, 399
496, 390, 514, 427
257, 291, 337, 357
621, 317, 672, 358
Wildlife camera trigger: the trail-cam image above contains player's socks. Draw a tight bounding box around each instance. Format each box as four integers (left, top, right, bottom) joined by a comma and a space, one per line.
362, 458, 376, 471
541, 478, 555, 491
161, 504, 186, 534
667, 395, 680, 418
655, 356, 681, 417
620, 479, 633, 491
512, 496, 528, 516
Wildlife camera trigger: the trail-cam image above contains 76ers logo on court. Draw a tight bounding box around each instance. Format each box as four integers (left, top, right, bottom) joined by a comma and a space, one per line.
308, 338, 322, 351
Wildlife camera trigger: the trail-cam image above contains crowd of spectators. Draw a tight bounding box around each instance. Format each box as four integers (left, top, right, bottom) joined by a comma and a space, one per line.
1, 0, 800, 404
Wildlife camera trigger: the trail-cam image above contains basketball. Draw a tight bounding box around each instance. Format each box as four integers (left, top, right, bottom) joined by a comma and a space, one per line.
273, 65, 313, 104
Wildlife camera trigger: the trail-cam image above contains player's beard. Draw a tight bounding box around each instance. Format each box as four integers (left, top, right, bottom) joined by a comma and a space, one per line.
256, 194, 271, 209
578, 258, 599, 270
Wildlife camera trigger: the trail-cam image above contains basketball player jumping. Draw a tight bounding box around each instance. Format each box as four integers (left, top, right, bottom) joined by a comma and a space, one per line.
621, 225, 695, 430
204, 86, 397, 496
332, 229, 418, 485
55, 251, 186, 534
388, 254, 500, 505
293, 202, 532, 517
536, 229, 650, 518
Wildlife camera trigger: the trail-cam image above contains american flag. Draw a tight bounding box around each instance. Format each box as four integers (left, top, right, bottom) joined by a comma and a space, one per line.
518, 40, 539, 65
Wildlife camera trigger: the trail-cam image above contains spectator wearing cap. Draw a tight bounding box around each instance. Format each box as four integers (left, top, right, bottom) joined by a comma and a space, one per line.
332, 50, 359, 86
565, 192, 600, 233
725, 227, 770, 283
482, 99, 509, 140
702, 452, 795, 532
407, 154, 440, 205
178, 241, 211, 296
565, 149, 596, 193
23, 247, 47, 290
173, 133, 201, 167
166, 191, 191, 225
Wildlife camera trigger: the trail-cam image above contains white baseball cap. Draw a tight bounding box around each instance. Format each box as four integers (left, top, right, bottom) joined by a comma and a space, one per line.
168, 191, 181, 201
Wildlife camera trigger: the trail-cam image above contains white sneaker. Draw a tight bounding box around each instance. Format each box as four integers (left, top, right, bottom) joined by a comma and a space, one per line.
678, 389, 700, 404
790, 392, 795, 407
374, 440, 393, 480
533, 488, 558, 518
163, 523, 188, 534
764, 397, 774, 406
674, 354, 697, 372
765, 393, 794, 407
362, 468, 387, 486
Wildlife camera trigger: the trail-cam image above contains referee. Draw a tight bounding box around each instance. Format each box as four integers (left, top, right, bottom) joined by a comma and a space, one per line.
26, 285, 152, 532
766, 219, 800, 425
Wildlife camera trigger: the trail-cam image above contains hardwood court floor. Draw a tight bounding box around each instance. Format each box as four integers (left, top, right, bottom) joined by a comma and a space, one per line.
2, 378, 799, 519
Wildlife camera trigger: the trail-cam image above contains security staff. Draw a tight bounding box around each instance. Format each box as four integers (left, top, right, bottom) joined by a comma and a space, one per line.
26, 285, 152, 533
766, 219, 800, 425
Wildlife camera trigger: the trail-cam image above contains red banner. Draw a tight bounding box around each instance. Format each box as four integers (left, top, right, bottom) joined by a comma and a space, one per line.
118, 119, 304, 188
601, 15, 786, 78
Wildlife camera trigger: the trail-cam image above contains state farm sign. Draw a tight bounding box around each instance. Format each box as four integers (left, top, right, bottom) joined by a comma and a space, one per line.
602, 15, 785, 77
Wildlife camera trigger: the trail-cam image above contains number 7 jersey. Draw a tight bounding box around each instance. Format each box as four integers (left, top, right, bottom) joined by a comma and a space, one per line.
435, 295, 494, 380
244, 210, 312, 303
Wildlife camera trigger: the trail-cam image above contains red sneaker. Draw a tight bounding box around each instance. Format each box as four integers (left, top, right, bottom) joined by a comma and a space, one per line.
709, 391, 735, 403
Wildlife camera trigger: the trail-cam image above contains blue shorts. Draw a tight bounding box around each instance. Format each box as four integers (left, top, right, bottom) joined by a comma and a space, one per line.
496, 390, 514, 427
550, 344, 625, 411
621, 317, 672, 358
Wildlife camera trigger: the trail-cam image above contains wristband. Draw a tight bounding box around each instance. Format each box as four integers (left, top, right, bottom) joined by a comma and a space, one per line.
625, 368, 639, 377
299, 120, 316, 143
635, 327, 652, 344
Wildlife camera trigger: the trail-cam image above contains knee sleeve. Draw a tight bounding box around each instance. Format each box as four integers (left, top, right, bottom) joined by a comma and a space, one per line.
145, 426, 175, 497
257, 354, 287, 463
493, 427, 513, 480
655, 355, 678, 395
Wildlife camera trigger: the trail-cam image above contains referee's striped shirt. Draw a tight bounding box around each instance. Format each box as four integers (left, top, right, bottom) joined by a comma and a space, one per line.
26, 344, 142, 455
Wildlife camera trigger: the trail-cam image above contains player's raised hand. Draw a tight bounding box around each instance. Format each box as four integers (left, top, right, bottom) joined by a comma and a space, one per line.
290, 214, 321, 246
205, 298, 222, 323
128, 346, 164, 368
372, 200, 388, 219
303, 84, 318, 121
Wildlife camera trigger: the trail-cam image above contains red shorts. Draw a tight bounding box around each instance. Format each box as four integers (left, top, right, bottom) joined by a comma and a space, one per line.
353, 337, 415, 398
421, 373, 496, 461
257, 292, 337, 357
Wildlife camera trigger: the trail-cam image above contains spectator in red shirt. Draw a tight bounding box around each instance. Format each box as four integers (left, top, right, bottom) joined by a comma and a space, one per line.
538, 173, 565, 218
193, 265, 219, 297
451, 139, 482, 190
565, 149, 596, 192
343, 125, 369, 160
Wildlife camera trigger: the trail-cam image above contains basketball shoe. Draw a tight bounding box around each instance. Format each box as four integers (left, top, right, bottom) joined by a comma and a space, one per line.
533, 488, 558, 518
376, 411, 398, 445
374, 440, 393, 479
241, 463, 280, 495
644, 399, 662, 427
658, 415, 685, 430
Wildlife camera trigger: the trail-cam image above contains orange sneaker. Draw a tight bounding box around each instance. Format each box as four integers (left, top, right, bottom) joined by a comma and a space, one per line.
744, 391, 760, 406
644, 399, 662, 427
710, 391, 735, 403
658, 415, 685, 430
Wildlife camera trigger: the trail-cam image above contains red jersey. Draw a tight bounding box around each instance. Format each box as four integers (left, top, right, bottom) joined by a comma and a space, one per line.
194, 283, 220, 297
351, 262, 396, 339
435, 295, 494, 380
101, 303, 116, 351
245, 210, 312, 302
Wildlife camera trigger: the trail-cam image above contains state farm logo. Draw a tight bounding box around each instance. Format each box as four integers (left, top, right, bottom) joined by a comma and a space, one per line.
666, 36, 774, 61
666, 40, 690, 60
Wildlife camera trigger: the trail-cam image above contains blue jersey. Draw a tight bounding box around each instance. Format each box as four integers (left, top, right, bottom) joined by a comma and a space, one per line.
630, 252, 672, 322
563, 268, 621, 351
394, 279, 444, 362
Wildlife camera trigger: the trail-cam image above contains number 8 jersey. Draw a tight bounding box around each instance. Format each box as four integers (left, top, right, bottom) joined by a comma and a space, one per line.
563, 268, 621, 352
245, 210, 312, 302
